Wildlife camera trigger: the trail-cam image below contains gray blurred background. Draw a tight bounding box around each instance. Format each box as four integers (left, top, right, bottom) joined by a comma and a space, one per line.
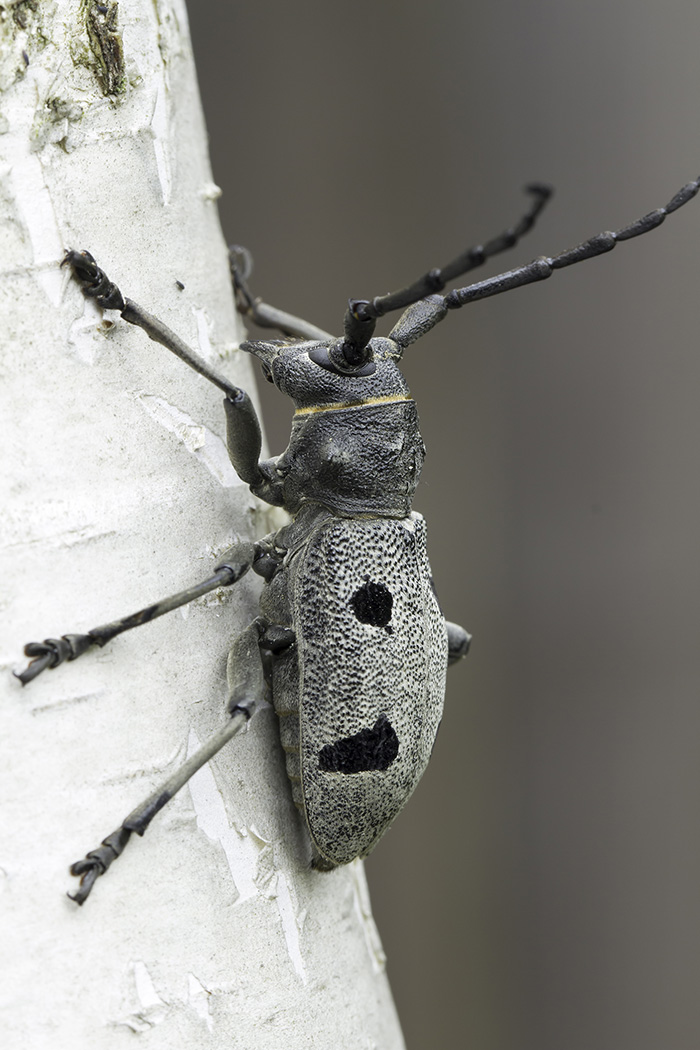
188, 3, 700, 1047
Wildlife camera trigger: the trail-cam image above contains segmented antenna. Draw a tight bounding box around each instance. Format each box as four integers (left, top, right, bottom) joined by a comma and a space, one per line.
339, 177, 700, 365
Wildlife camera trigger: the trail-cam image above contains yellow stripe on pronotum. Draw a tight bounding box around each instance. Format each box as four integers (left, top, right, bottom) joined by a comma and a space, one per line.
293, 393, 413, 417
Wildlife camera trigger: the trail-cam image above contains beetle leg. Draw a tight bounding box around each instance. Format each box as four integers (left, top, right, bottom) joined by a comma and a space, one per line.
63, 250, 276, 502
446, 621, 471, 664
63, 250, 245, 401
69, 621, 267, 904
16, 541, 257, 684
229, 245, 333, 342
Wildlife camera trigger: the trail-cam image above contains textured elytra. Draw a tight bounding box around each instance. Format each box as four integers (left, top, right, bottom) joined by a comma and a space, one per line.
293, 513, 448, 865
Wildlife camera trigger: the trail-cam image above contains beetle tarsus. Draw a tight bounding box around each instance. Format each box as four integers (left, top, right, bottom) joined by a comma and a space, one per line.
68, 826, 133, 904
15, 632, 94, 685
63, 249, 126, 311
67, 863, 101, 905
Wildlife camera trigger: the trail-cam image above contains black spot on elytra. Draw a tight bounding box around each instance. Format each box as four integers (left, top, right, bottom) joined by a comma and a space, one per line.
350, 578, 393, 630
318, 714, 399, 773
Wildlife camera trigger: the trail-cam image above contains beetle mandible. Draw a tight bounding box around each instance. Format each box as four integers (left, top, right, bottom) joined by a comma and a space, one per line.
16, 176, 700, 903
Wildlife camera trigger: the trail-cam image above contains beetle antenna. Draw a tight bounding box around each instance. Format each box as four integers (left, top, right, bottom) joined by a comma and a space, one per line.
339, 184, 553, 361
442, 176, 700, 312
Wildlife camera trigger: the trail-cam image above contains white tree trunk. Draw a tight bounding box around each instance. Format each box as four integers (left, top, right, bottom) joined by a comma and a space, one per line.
0, 3, 405, 1046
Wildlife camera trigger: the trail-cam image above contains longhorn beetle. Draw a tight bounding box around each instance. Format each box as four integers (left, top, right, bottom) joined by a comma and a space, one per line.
16, 177, 699, 903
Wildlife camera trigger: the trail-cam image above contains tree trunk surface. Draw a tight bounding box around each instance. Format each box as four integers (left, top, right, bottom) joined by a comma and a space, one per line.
0, 3, 405, 1047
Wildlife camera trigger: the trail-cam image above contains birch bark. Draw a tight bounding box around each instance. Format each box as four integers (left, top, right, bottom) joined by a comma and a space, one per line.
0, 3, 405, 1046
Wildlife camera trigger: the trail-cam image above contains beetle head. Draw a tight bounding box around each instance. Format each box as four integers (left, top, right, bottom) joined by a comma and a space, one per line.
241, 337, 407, 410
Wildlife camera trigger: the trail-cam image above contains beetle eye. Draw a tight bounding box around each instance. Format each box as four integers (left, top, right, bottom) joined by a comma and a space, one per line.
308, 344, 376, 377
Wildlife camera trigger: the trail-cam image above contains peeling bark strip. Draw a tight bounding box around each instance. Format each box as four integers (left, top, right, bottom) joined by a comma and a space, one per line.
83, 0, 125, 96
